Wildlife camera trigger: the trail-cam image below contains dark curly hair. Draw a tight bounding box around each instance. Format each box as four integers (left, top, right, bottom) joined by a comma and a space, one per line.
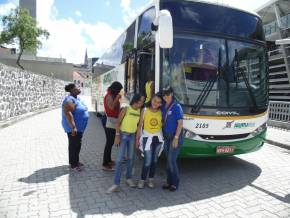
65, 83, 76, 92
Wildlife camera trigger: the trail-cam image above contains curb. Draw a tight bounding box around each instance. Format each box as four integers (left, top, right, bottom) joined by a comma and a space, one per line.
265, 139, 290, 150
0, 106, 60, 129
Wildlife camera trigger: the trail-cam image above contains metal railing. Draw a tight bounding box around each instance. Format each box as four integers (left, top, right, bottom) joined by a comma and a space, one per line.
269, 101, 290, 129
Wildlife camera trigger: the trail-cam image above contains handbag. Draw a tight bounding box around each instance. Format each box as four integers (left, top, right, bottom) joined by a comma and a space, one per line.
105, 116, 118, 129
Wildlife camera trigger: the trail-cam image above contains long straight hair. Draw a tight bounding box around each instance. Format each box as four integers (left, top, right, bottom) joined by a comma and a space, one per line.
108, 81, 123, 97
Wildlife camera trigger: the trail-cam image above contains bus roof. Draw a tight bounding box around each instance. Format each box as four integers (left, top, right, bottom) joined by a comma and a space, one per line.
182, 0, 260, 18
96, 0, 261, 67
111, 0, 261, 44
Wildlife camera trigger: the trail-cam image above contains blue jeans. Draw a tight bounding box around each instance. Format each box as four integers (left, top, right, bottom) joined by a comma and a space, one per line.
114, 132, 135, 186
164, 133, 183, 189
141, 136, 162, 180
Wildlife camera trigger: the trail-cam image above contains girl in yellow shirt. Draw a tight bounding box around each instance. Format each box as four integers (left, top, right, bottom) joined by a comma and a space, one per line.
107, 94, 144, 193
136, 94, 164, 189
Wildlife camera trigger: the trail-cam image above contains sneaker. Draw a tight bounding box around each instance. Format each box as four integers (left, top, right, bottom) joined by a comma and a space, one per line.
137, 180, 145, 189
102, 165, 115, 171
70, 166, 82, 172
126, 179, 136, 188
148, 178, 155, 188
106, 185, 120, 194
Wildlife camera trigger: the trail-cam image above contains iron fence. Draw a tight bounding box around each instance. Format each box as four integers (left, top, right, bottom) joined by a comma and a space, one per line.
268, 101, 290, 129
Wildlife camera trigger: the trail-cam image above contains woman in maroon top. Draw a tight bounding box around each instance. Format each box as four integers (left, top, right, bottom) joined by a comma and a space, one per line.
102, 81, 123, 171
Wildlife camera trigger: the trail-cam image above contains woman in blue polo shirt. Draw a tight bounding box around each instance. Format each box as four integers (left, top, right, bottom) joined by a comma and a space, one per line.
161, 87, 183, 191
62, 83, 89, 172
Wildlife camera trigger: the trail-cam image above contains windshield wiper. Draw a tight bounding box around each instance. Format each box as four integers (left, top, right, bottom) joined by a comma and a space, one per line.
238, 67, 258, 110
191, 48, 222, 113
234, 49, 258, 111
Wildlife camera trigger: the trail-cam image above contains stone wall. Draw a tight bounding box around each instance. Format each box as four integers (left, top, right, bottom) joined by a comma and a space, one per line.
0, 63, 68, 121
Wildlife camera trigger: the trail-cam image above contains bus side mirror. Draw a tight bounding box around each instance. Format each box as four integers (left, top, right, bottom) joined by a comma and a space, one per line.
158, 10, 173, 49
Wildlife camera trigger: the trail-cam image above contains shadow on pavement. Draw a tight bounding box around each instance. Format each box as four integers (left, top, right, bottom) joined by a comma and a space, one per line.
17, 112, 278, 217
67, 113, 264, 217
68, 156, 263, 217
250, 184, 290, 204
18, 165, 69, 184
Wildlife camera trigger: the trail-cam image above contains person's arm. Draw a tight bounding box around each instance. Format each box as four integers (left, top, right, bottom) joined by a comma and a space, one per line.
172, 120, 183, 148
106, 94, 121, 110
136, 109, 145, 148
114, 108, 127, 146
64, 101, 77, 136
172, 105, 184, 148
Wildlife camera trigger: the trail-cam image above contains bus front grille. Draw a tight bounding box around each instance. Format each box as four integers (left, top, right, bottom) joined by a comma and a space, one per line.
198, 133, 250, 140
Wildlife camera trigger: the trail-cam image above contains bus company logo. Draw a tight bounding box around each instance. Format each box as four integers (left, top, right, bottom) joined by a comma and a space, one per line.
234, 122, 255, 129
216, 111, 240, 116
223, 121, 235, 129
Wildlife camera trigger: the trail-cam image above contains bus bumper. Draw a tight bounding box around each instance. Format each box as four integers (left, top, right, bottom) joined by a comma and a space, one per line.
179, 129, 267, 158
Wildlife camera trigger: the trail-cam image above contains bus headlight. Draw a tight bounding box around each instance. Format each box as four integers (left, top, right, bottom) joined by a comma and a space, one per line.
251, 123, 267, 137
184, 129, 197, 140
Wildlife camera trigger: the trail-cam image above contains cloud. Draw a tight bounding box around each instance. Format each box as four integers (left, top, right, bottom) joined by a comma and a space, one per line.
0, 2, 16, 17
105, 1, 110, 7
120, 0, 131, 12
75, 10, 82, 17
36, 0, 122, 64
120, 0, 147, 25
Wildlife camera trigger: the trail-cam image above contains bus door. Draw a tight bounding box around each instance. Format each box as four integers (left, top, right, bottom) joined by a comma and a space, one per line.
137, 48, 155, 95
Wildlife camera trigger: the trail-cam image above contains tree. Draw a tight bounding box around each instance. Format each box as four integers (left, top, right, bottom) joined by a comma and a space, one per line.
0, 7, 49, 69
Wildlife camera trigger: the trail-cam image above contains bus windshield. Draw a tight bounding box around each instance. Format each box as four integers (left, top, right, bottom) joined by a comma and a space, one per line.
162, 35, 268, 114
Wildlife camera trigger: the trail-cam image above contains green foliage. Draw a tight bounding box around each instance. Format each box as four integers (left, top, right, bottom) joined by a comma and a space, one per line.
123, 42, 134, 57
0, 7, 49, 69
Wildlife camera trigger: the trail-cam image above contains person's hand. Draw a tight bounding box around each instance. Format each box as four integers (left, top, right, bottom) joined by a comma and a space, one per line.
114, 135, 120, 146
116, 94, 122, 100
172, 137, 178, 148
71, 127, 77, 136
136, 131, 140, 141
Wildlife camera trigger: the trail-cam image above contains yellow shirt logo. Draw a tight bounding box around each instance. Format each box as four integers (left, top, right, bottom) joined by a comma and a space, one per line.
150, 118, 159, 127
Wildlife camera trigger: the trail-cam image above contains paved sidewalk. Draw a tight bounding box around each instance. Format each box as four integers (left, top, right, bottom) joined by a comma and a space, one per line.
0, 109, 289, 218
266, 127, 290, 150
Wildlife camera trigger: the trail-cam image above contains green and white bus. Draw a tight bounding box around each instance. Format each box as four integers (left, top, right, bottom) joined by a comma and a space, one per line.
94, 0, 269, 158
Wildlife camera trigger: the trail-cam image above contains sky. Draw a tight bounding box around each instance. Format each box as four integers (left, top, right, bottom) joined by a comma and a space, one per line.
0, 0, 270, 64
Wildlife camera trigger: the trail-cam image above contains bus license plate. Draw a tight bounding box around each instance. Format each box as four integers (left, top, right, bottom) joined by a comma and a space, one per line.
216, 146, 235, 154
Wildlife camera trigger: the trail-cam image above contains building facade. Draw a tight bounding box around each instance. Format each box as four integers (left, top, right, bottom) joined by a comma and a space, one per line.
19, 0, 36, 19
256, 0, 290, 102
